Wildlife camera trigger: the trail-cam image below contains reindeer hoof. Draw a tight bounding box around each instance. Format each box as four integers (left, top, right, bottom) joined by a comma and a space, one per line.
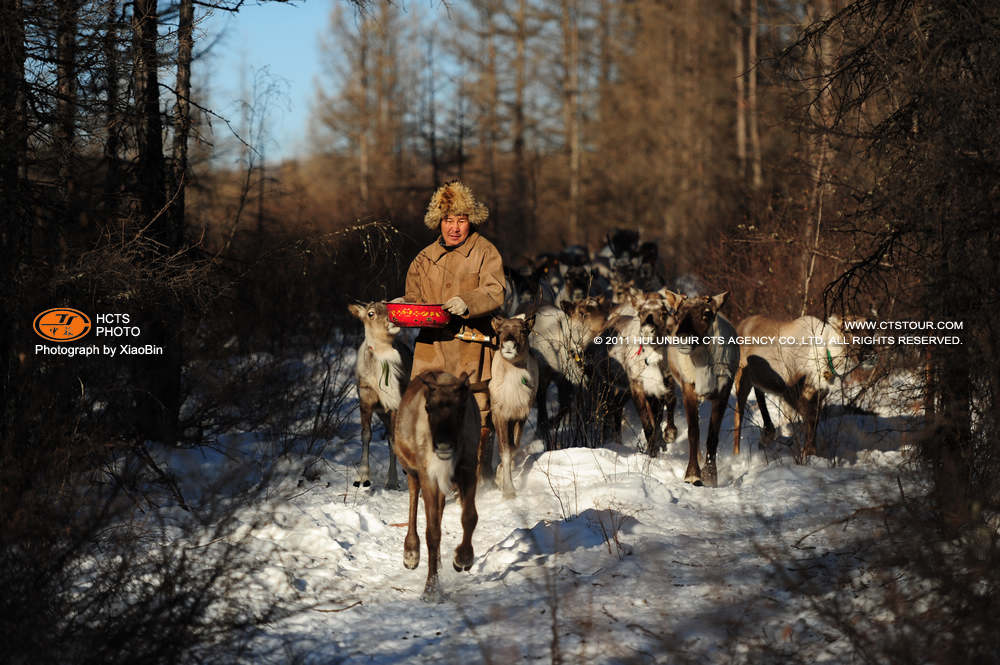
453, 546, 474, 572
702, 462, 718, 488
404, 549, 419, 570
421, 584, 444, 604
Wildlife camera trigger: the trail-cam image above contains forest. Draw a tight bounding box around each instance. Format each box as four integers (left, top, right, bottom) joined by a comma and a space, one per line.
2, 0, 999, 662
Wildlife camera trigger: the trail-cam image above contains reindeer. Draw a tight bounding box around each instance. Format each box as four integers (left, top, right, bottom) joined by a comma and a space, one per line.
489, 314, 538, 498
665, 293, 739, 487
732, 315, 849, 458
585, 290, 683, 455
348, 301, 413, 489
556, 265, 592, 306
530, 297, 609, 446
393, 371, 481, 601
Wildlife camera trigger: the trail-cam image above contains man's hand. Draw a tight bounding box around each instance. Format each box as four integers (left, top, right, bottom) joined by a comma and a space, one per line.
443, 296, 469, 317
389, 296, 407, 304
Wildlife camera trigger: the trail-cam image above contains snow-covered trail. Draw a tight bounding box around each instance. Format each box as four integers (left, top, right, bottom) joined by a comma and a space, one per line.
213, 388, 914, 664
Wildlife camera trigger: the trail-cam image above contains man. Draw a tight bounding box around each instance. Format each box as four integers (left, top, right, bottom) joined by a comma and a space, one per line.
402, 181, 506, 476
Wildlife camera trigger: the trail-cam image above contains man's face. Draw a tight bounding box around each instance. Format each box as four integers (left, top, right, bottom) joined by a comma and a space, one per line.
441, 214, 471, 246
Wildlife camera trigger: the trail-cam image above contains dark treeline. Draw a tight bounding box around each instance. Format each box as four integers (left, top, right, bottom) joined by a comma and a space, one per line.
1, 0, 999, 662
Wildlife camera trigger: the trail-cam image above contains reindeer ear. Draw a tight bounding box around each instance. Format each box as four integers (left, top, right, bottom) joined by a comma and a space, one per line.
457, 371, 470, 385
491, 315, 505, 334
711, 291, 729, 311
658, 289, 683, 308
559, 300, 575, 316
348, 304, 365, 319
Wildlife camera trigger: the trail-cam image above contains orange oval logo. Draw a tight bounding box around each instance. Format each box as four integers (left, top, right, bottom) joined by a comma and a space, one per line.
33, 308, 92, 342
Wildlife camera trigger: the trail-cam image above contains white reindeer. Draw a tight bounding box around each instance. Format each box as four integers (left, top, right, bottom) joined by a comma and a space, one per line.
489, 314, 538, 498
732, 314, 849, 458
348, 301, 413, 489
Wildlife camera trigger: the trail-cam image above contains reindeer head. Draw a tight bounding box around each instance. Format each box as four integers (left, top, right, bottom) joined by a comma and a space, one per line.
670, 292, 728, 342
423, 371, 472, 461
560, 296, 608, 337
631, 290, 684, 339
492, 314, 535, 361
562, 265, 591, 302
607, 228, 640, 259
348, 301, 401, 338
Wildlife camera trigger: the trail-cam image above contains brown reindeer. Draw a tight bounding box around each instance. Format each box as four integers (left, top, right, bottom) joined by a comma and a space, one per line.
489, 314, 538, 498
393, 371, 480, 601
348, 302, 413, 489
666, 293, 739, 487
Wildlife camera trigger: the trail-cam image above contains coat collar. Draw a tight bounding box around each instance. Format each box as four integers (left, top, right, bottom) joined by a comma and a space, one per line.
427, 231, 481, 262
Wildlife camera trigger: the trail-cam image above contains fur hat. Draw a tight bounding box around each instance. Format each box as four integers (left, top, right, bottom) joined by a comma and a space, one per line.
423, 181, 489, 230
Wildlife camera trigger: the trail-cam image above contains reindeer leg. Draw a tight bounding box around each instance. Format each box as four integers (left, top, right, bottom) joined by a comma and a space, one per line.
554, 377, 573, 431
630, 382, 662, 457
477, 426, 494, 486
600, 386, 625, 446
734, 368, 752, 456
683, 388, 703, 485
663, 379, 678, 444
703, 393, 728, 488
377, 410, 399, 490
356, 395, 374, 487
422, 484, 446, 602
801, 392, 820, 458
403, 471, 420, 569
454, 472, 479, 571
495, 419, 517, 499
755, 387, 776, 442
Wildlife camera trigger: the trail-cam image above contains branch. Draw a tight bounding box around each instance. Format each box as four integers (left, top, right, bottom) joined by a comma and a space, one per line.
158, 81, 259, 157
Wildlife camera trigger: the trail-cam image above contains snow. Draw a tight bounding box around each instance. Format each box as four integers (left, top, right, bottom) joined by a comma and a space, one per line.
147, 362, 922, 663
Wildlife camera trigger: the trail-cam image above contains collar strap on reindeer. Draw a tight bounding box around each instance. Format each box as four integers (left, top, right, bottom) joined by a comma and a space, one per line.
468, 380, 491, 393
826, 348, 845, 380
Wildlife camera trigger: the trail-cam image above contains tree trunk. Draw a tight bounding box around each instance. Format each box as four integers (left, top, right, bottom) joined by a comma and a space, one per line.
169, 0, 193, 248
748, 0, 762, 188
513, 0, 531, 244
55, 0, 79, 257
560, 0, 580, 243
0, 0, 27, 439
734, 0, 747, 185
800, 0, 834, 315
133, 0, 179, 445
133, 0, 165, 227
358, 35, 370, 208
102, 0, 122, 215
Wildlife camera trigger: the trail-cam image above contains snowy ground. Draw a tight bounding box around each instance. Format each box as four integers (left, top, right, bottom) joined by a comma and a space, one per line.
155, 364, 921, 664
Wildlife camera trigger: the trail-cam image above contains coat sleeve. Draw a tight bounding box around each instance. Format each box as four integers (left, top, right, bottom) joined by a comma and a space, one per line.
404, 254, 425, 303
460, 245, 506, 317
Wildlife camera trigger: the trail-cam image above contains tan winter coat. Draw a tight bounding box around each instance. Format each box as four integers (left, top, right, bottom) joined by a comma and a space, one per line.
404, 231, 506, 390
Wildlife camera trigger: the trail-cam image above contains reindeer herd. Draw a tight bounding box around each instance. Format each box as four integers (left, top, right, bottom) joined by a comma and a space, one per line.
348, 229, 853, 599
